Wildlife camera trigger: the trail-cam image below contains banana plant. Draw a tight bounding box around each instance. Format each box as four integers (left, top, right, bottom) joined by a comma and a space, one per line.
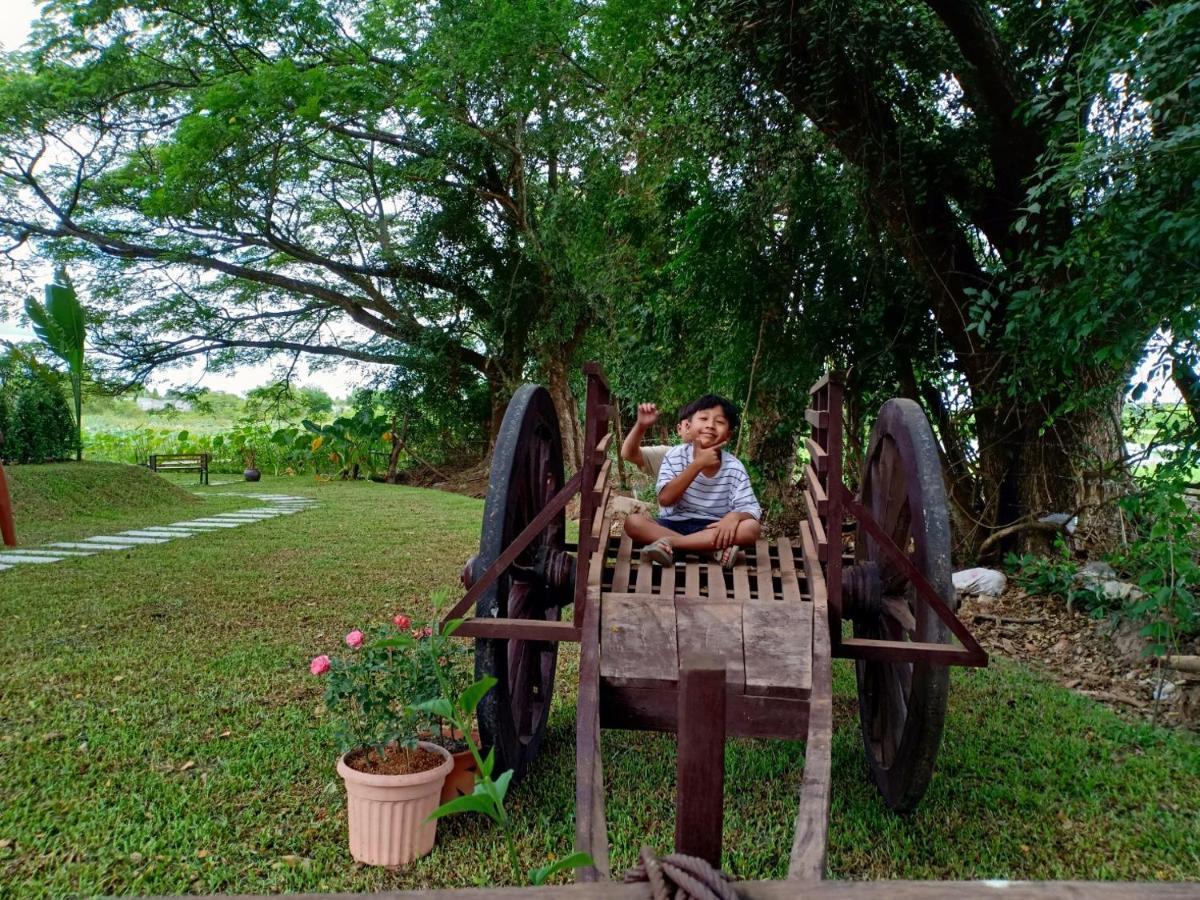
25, 269, 86, 460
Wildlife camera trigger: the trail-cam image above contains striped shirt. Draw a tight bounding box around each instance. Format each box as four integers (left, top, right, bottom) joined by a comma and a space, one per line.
656, 444, 762, 522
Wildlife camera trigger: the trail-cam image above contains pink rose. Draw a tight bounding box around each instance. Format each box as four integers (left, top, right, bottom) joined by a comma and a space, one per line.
309, 655, 331, 676
345, 630, 364, 649
393, 614, 411, 629
422, 625, 433, 638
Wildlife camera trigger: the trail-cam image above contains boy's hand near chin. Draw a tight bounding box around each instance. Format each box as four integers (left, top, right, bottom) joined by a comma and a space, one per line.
706, 512, 743, 549
693, 439, 727, 469
636, 403, 659, 429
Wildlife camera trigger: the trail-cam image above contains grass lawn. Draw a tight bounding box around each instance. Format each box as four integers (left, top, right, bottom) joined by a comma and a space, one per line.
1, 472, 1198, 895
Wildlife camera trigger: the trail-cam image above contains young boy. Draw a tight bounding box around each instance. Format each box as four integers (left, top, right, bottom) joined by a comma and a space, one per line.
623, 395, 762, 568
620, 401, 692, 478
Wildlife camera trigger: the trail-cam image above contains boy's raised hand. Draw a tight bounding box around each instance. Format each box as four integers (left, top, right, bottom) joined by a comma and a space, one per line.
636, 403, 659, 428
693, 439, 727, 469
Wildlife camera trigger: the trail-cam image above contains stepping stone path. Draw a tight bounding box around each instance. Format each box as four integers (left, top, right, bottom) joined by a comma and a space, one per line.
0, 494, 317, 573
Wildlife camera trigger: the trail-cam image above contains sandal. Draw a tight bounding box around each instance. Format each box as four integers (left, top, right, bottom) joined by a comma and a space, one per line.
640, 537, 674, 567
713, 545, 745, 569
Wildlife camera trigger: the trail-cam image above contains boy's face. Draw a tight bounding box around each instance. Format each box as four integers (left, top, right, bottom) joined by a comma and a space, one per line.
689, 405, 731, 449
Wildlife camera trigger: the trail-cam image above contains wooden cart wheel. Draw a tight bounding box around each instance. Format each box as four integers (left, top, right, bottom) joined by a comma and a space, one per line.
853, 398, 954, 812
474, 384, 566, 784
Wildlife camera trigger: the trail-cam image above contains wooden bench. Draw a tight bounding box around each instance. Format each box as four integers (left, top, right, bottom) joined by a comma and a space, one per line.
148, 453, 210, 485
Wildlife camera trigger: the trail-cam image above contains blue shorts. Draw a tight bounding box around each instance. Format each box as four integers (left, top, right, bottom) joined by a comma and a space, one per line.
655, 516, 716, 536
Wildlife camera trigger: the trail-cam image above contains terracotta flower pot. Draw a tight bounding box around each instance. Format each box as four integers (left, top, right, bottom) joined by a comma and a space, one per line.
336, 742, 453, 867
440, 746, 480, 805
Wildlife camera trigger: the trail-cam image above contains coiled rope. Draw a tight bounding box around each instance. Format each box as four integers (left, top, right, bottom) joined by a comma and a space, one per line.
622, 846, 741, 900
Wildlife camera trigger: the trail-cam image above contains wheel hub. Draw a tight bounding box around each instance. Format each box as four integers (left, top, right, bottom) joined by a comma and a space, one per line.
843, 561, 884, 623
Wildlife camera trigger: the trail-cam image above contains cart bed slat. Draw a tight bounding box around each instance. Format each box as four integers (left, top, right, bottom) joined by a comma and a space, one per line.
612, 533, 633, 593
742, 601, 812, 698
732, 562, 751, 600
707, 562, 727, 600
675, 599, 745, 691
600, 594, 679, 688
634, 549, 653, 592
685, 560, 700, 598
754, 539, 772, 600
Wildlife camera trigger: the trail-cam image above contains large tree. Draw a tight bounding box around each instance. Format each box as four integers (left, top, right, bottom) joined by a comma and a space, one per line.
691, 0, 1200, 549
0, 0, 614, 466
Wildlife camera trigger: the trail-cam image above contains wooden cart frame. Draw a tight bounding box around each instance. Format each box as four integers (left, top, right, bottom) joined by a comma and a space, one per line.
443, 364, 986, 881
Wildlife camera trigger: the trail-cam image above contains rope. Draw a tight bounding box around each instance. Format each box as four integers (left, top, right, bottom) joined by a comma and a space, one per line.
623, 846, 741, 900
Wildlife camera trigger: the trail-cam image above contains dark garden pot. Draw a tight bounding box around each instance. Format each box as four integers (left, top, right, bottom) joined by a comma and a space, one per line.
243, 468, 261, 482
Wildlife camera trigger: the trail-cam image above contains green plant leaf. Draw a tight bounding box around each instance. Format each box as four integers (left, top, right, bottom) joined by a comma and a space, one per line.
413, 697, 453, 719
491, 768, 513, 805
529, 852, 595, 885
426, 792, 498, 822
457, 677, 496, 716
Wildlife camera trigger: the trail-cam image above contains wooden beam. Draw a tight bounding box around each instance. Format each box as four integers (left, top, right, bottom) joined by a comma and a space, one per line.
453, 619, 581, 642
805, 408, 828, 429
441, 471, 582, 626
803, 489, 829, 561
842, 490, 988, 667
575, 596, 609, 880
804, 464, 828, 516
806, 436, 828, 474
790, 526, 832, 881
595, 431, 613, 454
0, 462, 15, 547
674, 656, 727, 867
217, 880, 1200, 898
838, 637, 987, 666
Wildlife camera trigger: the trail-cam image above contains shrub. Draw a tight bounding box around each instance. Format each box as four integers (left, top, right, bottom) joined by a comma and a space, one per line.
8, 378, 77, 463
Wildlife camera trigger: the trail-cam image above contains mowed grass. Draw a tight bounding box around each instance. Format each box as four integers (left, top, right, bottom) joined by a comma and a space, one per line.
4, 462, 259, 546
0, 473, 1198, 895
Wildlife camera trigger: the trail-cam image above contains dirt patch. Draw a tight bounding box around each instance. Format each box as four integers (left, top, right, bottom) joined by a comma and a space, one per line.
343, 745, 446, 776
958, 589, 1200, 732
388, 459, 490, 499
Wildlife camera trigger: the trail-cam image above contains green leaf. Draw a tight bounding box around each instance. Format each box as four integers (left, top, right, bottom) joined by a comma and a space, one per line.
480, 746, 495, 778
413, 697, 453, 719
491, 769, 513, 805
457, 677, 496, 716
426, 792, 499, 822
529, 852, 595, 885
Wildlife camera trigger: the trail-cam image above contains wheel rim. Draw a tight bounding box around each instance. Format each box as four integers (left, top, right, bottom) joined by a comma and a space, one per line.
853, 399, 953, 811
475, 385, 565, 779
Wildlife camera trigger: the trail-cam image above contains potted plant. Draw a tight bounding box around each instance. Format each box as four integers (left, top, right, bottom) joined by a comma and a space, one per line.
310, 617, 462, 867
242, 447, 261, 482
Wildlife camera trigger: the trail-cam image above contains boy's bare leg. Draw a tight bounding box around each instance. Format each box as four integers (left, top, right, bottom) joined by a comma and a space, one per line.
624, 515, 761, 551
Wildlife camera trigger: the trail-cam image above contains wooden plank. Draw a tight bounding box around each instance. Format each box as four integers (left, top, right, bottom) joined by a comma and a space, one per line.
776, 537, 804, 605
600, 593, 678, 688
600, 685, 809, 739
593, 458, 612, 495
633, 550, 653, 593
837, 637, 988, 666
706, 562, 727, 600
806, 437, 828, 474
197, 880, 1200, 898
675, 658, 726, 868
731, 562, 751, 600
582, 359, 611, 391
804, 408, 828, 429
684, 560, 701, 598
575, 592, 609, 881
754, 539, 772, 600
843, 492, 988, 666
808, 372, 832, 395
803, 489, 829, 561
675, 599, 745, 690
595, 430, 613, 455
442, 471, 583, 625
659, 558, 676, 598
742, 601, 812, 698
804, 464, 828, 516
612, 533, 634, 593
454, 619, 581, 642
589, 487, 612, 541
790, 526, 832, 881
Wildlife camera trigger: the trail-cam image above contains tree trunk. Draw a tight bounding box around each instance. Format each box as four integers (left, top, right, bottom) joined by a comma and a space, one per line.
544, 355, 583, 473
973, 381, 1129, 556
742, 394, 799, 531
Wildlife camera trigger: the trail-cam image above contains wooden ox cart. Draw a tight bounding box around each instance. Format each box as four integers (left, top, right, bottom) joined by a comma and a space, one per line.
441, 364, 987, 881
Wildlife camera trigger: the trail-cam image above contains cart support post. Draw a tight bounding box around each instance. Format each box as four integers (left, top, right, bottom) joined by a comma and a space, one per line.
675, 656, 726, 867
0, 460, 14, 547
